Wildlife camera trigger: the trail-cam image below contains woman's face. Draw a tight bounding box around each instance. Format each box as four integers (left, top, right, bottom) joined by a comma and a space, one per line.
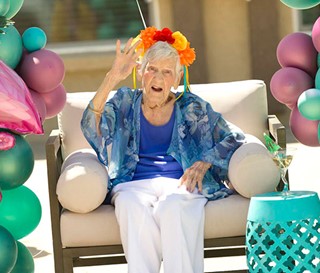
142, 57, 180, 106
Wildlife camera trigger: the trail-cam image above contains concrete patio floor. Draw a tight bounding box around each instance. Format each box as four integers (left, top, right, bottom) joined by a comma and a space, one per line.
20, 113, 320, 273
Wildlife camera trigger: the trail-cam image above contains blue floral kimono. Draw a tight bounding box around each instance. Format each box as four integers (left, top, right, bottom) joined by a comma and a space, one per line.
81, 87, 246, 201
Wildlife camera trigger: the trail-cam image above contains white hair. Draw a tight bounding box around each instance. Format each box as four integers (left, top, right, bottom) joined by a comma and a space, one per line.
139, 41, 183, 82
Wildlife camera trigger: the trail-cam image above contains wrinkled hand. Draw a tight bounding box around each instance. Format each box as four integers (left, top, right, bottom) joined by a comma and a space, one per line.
111, 38, 142, 81
179, 161, 212, 193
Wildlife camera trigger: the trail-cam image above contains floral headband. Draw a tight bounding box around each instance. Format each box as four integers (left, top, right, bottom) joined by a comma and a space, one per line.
133, 27, 195, 97
135, 26, 196, 66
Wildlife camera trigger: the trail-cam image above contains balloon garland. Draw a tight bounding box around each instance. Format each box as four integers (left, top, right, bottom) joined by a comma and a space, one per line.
0, 0, 66, 271
271, 2, 320, 146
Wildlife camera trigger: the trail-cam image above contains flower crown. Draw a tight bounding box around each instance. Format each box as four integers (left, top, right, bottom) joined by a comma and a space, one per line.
135, 27, 196, 67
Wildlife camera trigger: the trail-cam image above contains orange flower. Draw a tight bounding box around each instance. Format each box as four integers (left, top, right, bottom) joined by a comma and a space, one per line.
172, 31, 187, 51
178, 43, 196, 66
139, 26, 157, 51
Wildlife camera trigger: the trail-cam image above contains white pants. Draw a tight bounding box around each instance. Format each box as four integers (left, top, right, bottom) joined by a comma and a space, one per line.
111, 177, 208, 273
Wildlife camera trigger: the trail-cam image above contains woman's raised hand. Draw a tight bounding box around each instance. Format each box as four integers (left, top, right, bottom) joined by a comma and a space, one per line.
111, 38, 142, 81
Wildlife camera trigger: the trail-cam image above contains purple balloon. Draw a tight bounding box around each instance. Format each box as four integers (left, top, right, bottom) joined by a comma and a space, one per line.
18, 49, 65, 93
312, 16, 320, 52
277, 32, 318, 77
40, 84, 66, 119
289, 106, 320, 147
270, 67, 314, 105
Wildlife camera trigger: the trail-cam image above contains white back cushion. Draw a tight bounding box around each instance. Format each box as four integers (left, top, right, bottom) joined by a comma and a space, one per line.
58, 80, 268, 159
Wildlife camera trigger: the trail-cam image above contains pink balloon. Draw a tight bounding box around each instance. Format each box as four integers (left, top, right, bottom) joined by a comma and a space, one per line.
40, 84, 66, 119
0, 60, 43, 134
270, 67, 314, 105
312, 16, 320, 52
289, 106, 320, 147
29, 89, 47, 123
277, 32, 318, 77
18, 49, 65, 93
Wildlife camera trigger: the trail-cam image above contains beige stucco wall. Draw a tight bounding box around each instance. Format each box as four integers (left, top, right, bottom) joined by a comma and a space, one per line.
55, 0, 294, 104
203, 0, 252, 82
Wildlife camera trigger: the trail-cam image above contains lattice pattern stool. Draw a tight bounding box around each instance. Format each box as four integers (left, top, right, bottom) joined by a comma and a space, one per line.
246, 191, 320, 273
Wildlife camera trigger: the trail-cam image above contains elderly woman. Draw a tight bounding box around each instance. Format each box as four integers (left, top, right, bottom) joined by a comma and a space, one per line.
81, 27, 245, 273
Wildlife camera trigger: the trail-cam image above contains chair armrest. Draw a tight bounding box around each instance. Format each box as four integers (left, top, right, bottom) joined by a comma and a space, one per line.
268, 114, 286, 149
45, 129, 64, 257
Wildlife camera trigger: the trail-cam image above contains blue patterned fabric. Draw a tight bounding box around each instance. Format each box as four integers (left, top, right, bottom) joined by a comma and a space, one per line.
81, 87, 246, 201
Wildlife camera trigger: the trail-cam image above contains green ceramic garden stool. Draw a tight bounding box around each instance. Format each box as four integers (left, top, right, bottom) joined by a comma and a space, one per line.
246, 191, 320, 272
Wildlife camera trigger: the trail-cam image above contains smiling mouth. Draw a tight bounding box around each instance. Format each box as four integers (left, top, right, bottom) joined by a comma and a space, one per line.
152, 86, 163, 92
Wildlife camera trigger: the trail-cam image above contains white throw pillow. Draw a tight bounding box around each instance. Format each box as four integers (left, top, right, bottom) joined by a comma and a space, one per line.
228, 134, 280, 198
57, 150, 109, 213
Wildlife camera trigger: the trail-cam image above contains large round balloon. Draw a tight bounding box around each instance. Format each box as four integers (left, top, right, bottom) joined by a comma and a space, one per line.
0, 0, 10, 16
0, 225, 17, 273
40, 84, 67, 119
270, 67, 314, 105
0, 25, 23, 69
277, 32, 318, 77
18, 49, 65, 93
280, 0, 320, 9
297, 88, 320, 120
0, 130, 34, 190
0, 185, 42, 239
289, 106, 320, 146
22, 27, 47, 53
4, 0, 24, 19
0, 60, 43, 134
10, 241, 34, 273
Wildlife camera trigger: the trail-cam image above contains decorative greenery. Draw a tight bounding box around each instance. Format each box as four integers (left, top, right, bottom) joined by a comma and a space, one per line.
263, 133, 281, 154
0, 16, 14, 34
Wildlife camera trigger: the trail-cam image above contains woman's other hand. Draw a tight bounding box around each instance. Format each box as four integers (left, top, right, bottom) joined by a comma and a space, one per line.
179, 161, 212, 193
111, 38, 142, 81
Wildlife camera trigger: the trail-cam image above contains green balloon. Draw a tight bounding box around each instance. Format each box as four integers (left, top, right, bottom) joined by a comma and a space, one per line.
0, 225, 17, 273
4, 0, 24, 19
0, 0, 10, 16
297, 88, 320, 120
0, 131, 34, 190
0, 24, 23, 69
280, 0, 320, 9
0, 186, 42, 240
315, 68, 320, 89
10, 242, 34, 273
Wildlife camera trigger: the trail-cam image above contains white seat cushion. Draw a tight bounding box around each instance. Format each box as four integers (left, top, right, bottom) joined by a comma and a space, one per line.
60, 194, 249, 247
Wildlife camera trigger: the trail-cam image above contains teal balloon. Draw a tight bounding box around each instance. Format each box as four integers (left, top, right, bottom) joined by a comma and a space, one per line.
4, 0, 24, 19
297, 88, 320, 120
315, 68, 320, 89
0, 130, 34, 190
280, 0, 320, 9
317, 53, 320, 68
0, 225, 18, 273
22, 27, 47, 52
0, 0, 10, 16
0, 186, 42, 240
10, 241, 34, 273
0, 24, 23, 69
